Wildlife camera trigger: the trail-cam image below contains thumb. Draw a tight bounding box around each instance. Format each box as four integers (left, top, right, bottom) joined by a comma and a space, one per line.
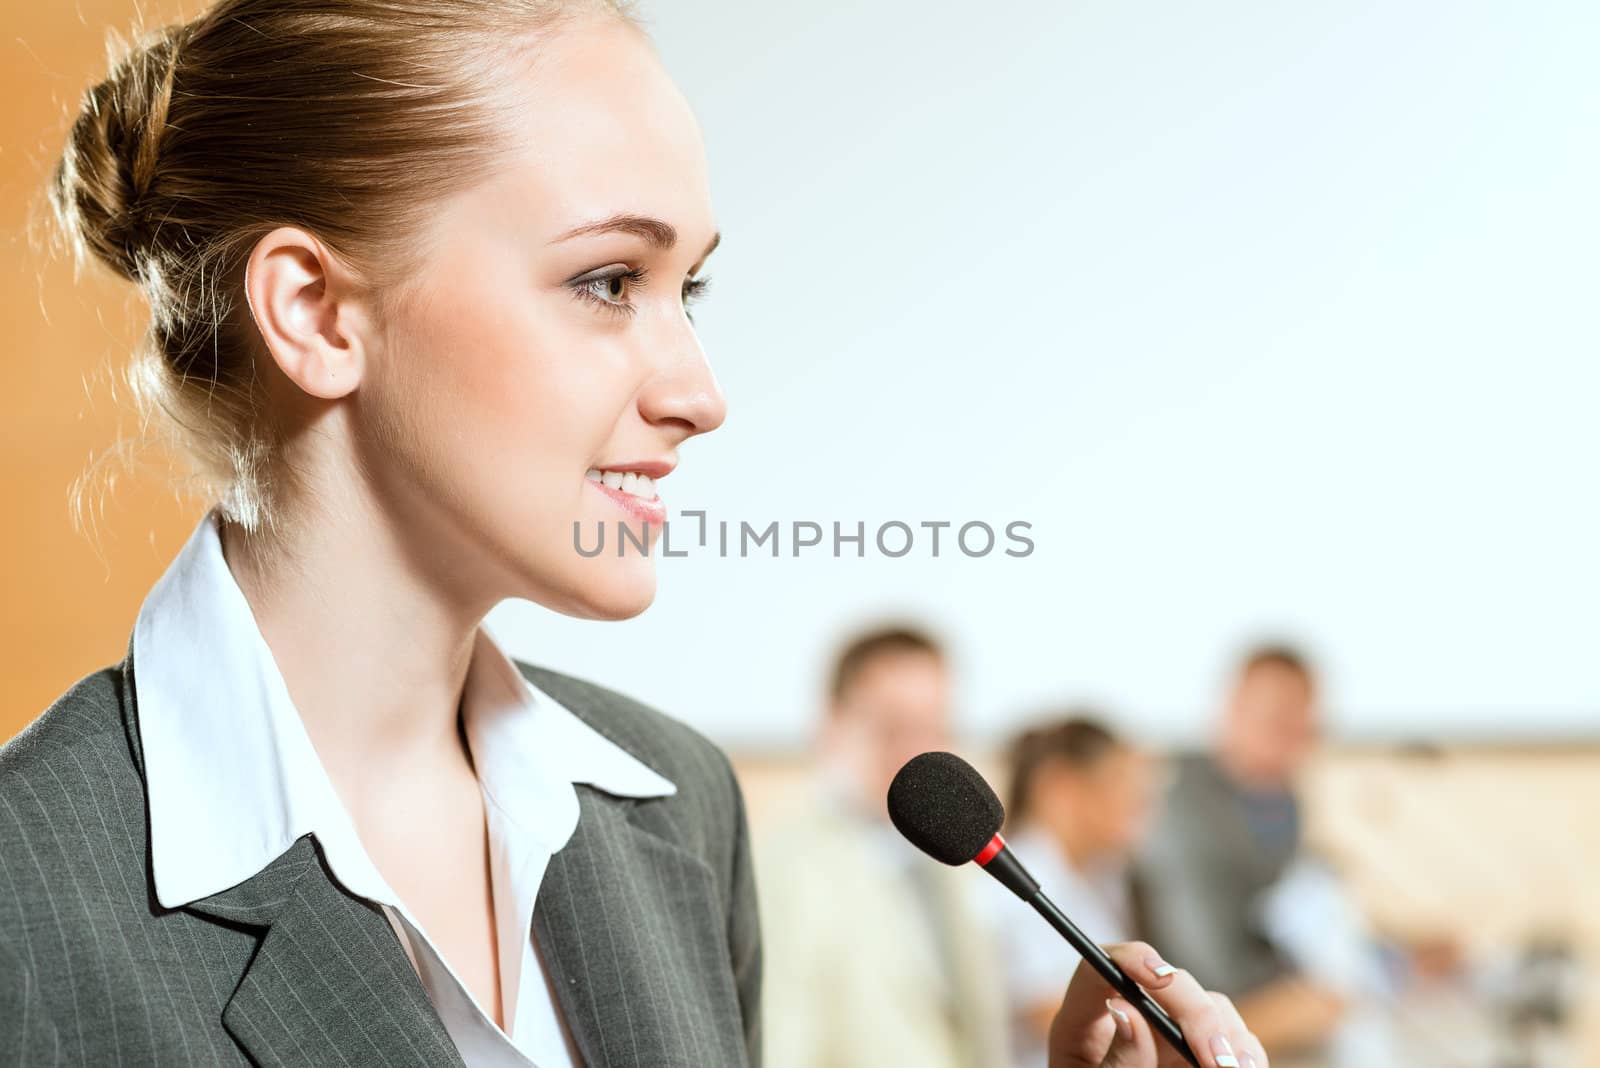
1099, 998, 1154, 1068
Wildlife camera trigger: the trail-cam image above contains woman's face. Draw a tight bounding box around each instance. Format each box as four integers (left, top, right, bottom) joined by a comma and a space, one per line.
1037, 747, 1158, 859
359, 18, 725, 620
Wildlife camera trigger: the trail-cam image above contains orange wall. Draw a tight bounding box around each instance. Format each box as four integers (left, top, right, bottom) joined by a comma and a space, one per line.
3, 0, 202, 740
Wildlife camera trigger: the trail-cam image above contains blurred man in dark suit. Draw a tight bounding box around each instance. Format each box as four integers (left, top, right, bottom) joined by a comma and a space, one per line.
1137, 644, 1346, 1064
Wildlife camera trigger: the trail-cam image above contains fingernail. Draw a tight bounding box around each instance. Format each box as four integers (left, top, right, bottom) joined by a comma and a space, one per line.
1144, 953, 1176, 978
1104, 999, 1133, 1042
1210, 1033, 1240, 1068
1240, 1055, 1259, 1068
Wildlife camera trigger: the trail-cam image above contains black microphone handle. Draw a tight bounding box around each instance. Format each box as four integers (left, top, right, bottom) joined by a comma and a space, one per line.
983, 848, 1202, 1068
1027, 891, 1201, 1067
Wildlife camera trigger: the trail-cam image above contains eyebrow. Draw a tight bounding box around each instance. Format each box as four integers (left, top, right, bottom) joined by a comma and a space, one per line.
551, 213, 722, 263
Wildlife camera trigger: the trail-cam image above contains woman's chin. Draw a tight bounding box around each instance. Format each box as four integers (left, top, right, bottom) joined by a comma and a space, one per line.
550, 561, 659, 621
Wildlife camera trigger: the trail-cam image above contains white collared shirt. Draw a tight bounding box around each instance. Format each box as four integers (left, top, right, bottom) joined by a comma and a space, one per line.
133, 509, 677, 1066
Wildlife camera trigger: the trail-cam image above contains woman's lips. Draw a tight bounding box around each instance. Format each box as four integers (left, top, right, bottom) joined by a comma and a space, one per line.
585, 468, 667, 527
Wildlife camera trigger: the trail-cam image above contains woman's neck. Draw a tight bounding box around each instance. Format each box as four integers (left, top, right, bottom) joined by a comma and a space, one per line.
1037, 814, 1104, 872
219, 487, 493, 807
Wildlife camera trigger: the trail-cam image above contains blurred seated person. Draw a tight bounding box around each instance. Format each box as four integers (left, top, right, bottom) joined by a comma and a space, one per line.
1136, 643, 1347, 1062
979, 714, 1158, 1068
754, 624, 1008, 1068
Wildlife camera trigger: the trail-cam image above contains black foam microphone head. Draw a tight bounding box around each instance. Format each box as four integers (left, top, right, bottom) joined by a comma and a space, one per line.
886, 751, 1006, 865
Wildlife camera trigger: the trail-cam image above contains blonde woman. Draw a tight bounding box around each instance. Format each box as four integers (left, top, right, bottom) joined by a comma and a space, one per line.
2, 3, 1268, 1067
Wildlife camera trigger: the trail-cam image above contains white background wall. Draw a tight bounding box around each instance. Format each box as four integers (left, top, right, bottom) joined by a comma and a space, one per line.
491, 0, 1600, 748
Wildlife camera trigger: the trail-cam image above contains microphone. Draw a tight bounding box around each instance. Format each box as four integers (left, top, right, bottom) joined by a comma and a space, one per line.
887, 751, 1202, 1068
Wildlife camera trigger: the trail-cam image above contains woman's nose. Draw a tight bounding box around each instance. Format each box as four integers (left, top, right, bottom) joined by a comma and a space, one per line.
637, 327, 727, 438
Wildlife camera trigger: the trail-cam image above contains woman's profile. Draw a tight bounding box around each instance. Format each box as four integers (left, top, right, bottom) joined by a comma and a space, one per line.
3, 2, 1269, 1066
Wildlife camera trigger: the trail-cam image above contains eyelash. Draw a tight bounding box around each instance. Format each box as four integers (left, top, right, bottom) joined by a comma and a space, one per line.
570, 265, 713, 321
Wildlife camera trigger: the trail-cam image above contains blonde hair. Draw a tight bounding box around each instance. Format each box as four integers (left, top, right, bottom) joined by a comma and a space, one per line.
47, 0, 639, 533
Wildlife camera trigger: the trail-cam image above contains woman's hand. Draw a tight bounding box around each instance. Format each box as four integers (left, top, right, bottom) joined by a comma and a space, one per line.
1048, 942, 1269, 1068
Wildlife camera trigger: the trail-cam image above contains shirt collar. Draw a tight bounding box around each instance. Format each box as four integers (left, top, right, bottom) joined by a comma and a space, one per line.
133, 507, 675, 911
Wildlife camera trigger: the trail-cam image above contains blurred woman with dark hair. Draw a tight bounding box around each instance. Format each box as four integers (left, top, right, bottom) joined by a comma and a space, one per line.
981, 713, 1160, 1068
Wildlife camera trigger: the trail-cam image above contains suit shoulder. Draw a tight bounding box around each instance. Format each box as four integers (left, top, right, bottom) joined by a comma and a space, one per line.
0, 663, 141, 885
1, 663, 130, 784
1165, 751, 1226, 798
513, 660, 737, 794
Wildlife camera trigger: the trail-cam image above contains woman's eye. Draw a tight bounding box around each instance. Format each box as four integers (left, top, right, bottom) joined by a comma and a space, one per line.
568, 265, 712, 321
683, 276, 711, 304
571, 265, 648, 316
683, 276, 712, 321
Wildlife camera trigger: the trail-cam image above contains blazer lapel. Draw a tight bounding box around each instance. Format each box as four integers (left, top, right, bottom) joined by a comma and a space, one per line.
533, 788, 749, 1068
185, 835, 468, 1068
120, 649, 467, 1068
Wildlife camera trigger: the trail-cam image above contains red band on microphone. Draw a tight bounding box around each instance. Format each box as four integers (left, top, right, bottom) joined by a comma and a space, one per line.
973, 832, 1005, 867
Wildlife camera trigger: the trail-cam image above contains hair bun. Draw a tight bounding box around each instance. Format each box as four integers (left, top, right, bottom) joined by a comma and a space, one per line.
50, 22, 189, 283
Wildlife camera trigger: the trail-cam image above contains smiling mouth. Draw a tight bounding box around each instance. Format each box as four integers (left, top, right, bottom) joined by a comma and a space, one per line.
585, 468, 659, 501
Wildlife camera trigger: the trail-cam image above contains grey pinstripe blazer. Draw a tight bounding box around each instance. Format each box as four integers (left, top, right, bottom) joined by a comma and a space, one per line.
0, 647, 763, 1067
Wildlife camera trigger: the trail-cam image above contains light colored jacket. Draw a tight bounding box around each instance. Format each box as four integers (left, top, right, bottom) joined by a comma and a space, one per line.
755, 781, 1009, 1068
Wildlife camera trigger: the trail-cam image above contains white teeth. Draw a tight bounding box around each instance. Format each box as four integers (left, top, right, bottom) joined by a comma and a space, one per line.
587, 469, 660, 499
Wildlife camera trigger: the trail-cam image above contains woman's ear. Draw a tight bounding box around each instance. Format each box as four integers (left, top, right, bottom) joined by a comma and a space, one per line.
242, 226, 370, 400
